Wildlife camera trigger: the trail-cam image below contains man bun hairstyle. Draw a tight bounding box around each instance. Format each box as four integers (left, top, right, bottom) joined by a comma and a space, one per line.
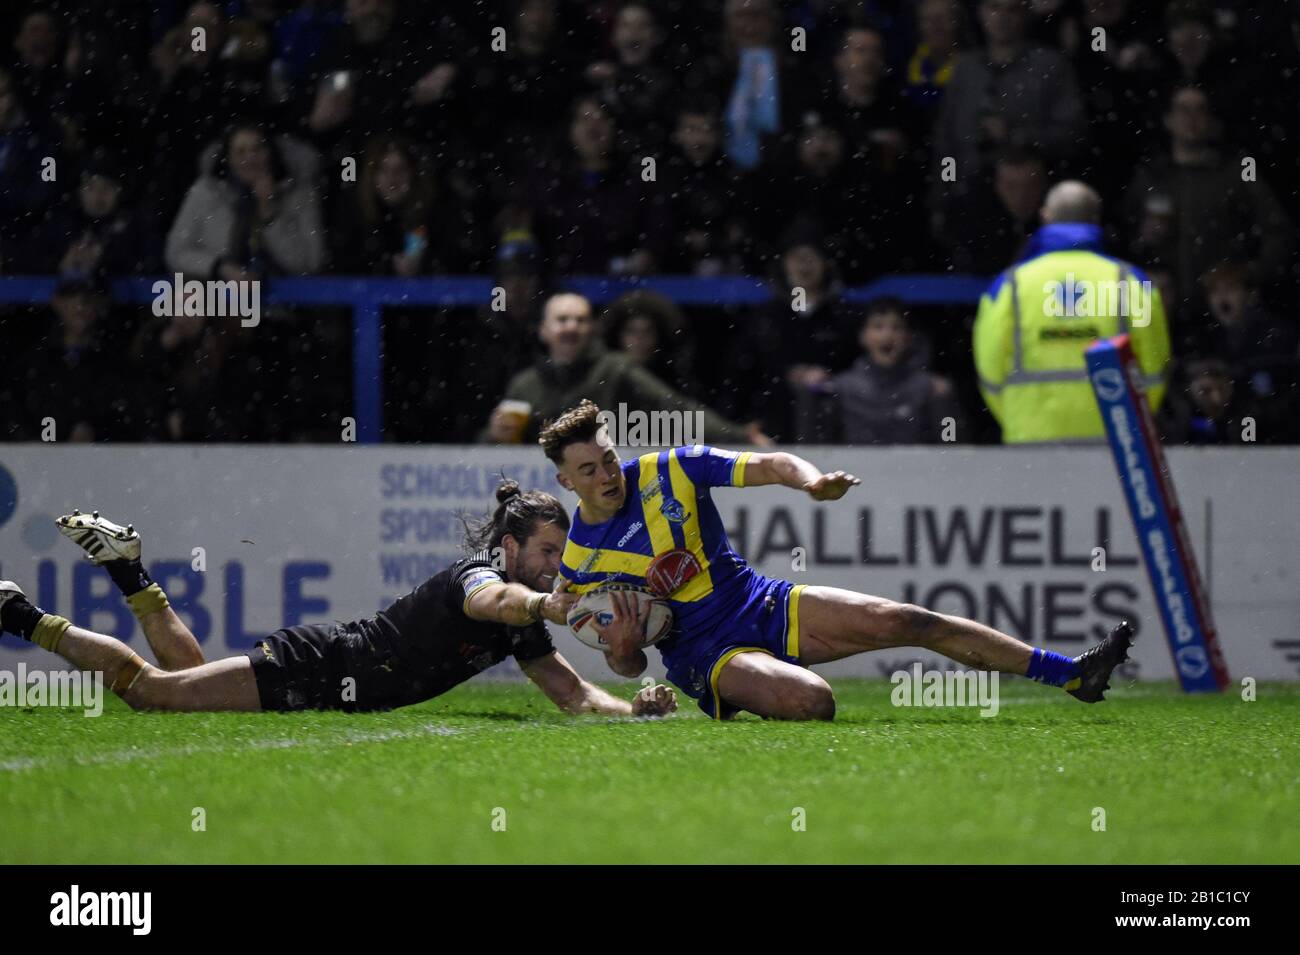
462, 479, 570, 553
495, 479, 522, 505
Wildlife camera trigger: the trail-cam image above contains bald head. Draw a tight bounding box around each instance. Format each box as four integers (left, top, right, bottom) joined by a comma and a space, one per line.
1041, 180, 1101, 225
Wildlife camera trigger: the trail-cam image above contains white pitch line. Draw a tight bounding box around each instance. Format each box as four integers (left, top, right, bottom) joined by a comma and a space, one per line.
993, 687, 1183, 705
0, 723, 458, 774
0, 688, 1208, 772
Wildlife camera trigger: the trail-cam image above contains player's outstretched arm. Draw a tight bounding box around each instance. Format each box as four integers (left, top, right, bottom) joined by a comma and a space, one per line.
522, 652, 677, 717
740, 451, 861, 501
464, 582, 577, 627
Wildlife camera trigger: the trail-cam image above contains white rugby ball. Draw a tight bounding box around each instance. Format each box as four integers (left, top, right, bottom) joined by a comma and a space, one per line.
567, 583, 674, 652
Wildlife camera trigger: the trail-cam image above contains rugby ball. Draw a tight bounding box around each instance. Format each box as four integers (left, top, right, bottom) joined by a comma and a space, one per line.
567, 583, 674, 652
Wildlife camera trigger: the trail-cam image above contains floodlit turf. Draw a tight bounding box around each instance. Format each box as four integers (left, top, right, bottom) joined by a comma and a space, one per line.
2, 679, 1297, 864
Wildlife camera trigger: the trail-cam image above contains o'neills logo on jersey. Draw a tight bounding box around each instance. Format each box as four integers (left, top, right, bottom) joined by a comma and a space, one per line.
616, 521, 644, 547
646, 548, 702, 598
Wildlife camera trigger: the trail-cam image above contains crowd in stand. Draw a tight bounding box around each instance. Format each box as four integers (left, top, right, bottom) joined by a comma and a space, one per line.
0, 0, 1297, 444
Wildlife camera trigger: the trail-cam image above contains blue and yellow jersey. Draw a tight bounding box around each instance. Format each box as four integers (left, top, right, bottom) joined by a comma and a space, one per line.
558, 445, 759, 647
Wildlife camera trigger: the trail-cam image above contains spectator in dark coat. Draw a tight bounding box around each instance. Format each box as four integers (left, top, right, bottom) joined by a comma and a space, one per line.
531, 95, 669, 275
463, 0, 584, 186
818, 25, 928, 268
754, 113, 905, 282
302, 0, 449, 152
1194, 262, 1300, 379
418, 244, 549, 443
726, 225, 862, 439
931, 0, 1086, 228
1244, 4, 1300, 225
9, 8, 69, 127
147, 2, 267, 222
819, 26, 922, 180
130, 304, 256, 441
0, 65, 65, 272
2, 278, 143, 441
943, 147, 1046, 273
330, 136, 484, 275
1153, 0, 1247, 120
1059, 0, 1161, 211
583, 3, 677, 158
1159, 357, 1264, 445
661, 101, 752, 274
682, 0, 816, 172
28, 150, 159, 277
1124, 87, 1295, 313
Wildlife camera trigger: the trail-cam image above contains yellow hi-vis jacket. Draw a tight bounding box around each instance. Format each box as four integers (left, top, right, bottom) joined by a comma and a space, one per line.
973, 223, 1171, 443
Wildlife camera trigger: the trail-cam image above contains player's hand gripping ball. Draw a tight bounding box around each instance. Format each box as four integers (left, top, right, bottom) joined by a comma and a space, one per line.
567, 583, 673, 652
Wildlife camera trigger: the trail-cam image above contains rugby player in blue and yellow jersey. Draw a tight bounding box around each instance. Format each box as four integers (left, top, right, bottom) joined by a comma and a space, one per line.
540, 400, 1136, 720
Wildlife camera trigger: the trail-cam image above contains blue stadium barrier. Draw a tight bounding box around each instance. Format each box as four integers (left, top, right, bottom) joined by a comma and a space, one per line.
0, 274, 991, 443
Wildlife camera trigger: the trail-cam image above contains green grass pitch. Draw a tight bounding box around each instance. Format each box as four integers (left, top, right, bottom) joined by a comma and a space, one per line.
2, 679, 1297, 864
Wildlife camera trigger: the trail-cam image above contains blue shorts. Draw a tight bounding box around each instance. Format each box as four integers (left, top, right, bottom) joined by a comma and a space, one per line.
660, 575, 808, 719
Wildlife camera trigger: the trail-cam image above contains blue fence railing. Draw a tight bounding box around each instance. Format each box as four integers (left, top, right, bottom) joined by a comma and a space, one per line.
0, 274, 991, 443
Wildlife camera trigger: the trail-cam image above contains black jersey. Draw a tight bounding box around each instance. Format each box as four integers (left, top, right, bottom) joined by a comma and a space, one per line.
247, 552, 555, 711
376, 550, 556, 686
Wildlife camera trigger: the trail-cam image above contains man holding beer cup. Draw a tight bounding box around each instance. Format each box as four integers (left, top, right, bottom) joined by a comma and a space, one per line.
484, 292, 769, 446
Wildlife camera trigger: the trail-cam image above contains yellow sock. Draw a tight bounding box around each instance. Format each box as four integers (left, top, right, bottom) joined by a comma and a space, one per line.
32, 614, 72, 654
126, 583, 170, 619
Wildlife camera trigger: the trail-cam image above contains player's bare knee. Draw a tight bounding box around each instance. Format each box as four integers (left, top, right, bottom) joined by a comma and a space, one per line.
807, 684, 836, 721
789, 678, 836, 721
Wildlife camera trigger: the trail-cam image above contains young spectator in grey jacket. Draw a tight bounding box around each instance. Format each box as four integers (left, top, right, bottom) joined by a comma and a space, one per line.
794, 297, 965, 444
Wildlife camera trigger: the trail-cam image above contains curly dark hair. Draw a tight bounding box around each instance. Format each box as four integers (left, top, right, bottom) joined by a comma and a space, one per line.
537, 398, 604, 465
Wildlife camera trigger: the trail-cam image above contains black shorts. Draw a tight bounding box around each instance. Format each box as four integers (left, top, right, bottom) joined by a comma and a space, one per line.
247, 622, 432, 712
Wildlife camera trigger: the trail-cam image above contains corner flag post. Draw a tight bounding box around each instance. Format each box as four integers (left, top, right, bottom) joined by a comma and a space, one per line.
1086, 334, 1230, 692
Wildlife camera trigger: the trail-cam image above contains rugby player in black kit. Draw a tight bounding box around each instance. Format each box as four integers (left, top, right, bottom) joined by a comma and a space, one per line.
0, 482, 677, 717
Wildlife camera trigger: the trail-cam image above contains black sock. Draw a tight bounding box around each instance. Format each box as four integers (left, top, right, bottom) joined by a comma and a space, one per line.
103, 559, 153, 597
1, 595, 46, 640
